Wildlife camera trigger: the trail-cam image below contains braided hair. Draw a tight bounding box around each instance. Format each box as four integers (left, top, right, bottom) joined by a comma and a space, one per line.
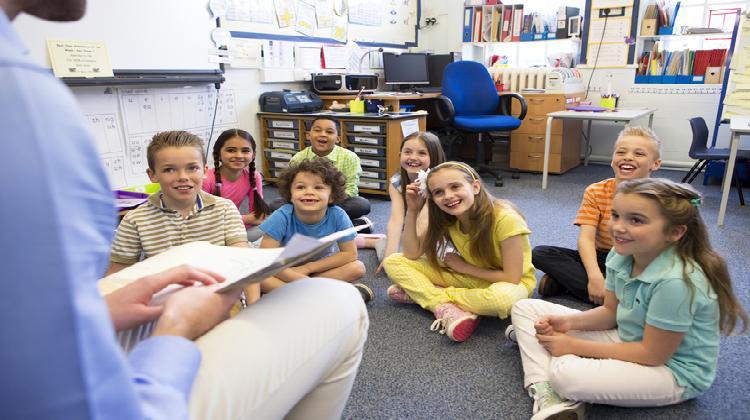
212, 128, 270, 218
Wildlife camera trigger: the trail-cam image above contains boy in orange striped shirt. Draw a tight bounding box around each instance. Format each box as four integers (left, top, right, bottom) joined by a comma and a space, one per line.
532, 127, 662, 304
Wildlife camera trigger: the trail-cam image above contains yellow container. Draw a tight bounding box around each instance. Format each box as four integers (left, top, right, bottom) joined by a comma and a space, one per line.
124, 183, 161, 194
349, 99, 365, 113
599, 96, 617, 109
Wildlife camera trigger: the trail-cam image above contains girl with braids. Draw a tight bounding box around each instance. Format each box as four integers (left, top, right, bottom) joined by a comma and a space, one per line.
507, 178, 748, 420
203, 128, 270, 242
383, 161, 535, 342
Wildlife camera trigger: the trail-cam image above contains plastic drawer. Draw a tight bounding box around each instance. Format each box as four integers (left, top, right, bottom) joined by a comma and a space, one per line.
265, 149, 294, 161
265, 119, 298, 129
347, 134, 386, 146
349, 145, 386, 157
267, 139, 300, 150
266, 129, 298, 140
345, 122, 385, 134
358, 178, 386, 191
267, 159, 291, 170
359, 157, 387, 169
361, 168, 387, 180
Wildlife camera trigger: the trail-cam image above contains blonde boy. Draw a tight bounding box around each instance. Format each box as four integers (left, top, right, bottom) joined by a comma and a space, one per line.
107, 131, 258, 300
532, 126, 662, 304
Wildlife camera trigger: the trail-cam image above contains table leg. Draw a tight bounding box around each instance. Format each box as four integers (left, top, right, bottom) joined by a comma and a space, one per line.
648, 113, 654, 128
584, 119, 593, 166
543, 116, 553, 190
717, 132, 739, 226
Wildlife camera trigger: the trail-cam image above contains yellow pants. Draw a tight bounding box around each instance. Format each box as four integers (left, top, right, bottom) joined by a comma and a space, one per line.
383, 253, 531, 319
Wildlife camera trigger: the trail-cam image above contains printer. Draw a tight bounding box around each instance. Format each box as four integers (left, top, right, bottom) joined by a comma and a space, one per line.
311, 73, 378, 94
259, 90, 323, 113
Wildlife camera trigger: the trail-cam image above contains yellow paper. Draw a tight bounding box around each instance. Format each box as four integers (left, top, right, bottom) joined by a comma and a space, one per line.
46, 39, 114, 78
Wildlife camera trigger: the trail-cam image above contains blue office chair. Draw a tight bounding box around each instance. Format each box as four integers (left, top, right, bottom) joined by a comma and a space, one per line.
682, 117, 748, 205
434, 60, 527, 187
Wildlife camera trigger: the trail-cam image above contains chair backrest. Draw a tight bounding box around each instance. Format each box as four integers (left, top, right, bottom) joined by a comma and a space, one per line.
688, 117, 709, 158
441, 61, 499, 116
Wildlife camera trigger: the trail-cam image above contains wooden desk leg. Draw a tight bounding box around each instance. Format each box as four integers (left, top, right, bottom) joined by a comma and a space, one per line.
542, 116, 553, 190
583, 119, 593, 166
717, 132, 739, 226
648, 113, 654, 128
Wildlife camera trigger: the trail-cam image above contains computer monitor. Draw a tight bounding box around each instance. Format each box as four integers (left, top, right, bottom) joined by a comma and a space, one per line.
427, 53, 456, 88
383, 52, 429, 89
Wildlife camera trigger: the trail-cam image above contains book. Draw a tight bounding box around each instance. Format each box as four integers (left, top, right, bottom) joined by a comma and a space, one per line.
98, 225, 366, 298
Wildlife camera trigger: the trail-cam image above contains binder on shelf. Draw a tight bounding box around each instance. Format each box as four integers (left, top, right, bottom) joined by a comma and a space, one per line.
501, 5, 512, 42
511, 4, 523, 42
462, 7, 474, 42
556, 6, 579, 39
490, 6, 500, 42
473, 8, 483, 42
641, 4, 658, 35
482, 5, 494, 42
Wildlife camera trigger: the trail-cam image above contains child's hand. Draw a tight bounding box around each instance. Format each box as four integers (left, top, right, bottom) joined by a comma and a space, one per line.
587, 272, 606, 305
404, 184, 425, 211
290, 265, 312, 277
534, 315, 572, 335
536, 333, 577, 357
443, 252, 468, 273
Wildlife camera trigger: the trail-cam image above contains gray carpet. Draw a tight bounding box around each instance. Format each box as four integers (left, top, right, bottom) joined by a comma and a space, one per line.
264, 165, 750, 420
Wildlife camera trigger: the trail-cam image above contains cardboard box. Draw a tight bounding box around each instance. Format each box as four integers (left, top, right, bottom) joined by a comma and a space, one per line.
640, 18, 657, 36
705, 67, 721, 84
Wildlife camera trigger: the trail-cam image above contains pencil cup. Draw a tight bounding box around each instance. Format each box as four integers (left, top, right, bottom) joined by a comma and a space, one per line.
349, 99, 365, 113
600, 96, 617, 109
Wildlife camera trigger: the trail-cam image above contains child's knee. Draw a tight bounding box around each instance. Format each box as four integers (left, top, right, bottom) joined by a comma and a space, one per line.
548, 355, 587, 399
350, 260, 366, 278
382, 252, 406, 273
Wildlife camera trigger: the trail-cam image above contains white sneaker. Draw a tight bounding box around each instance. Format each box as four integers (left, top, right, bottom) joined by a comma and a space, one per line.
504, 324, 517, 343
528, 382, 585, 420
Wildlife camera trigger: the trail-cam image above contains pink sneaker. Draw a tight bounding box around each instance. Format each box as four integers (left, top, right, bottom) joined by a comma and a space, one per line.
387, 284, 415, 304
431, 303, 480, 342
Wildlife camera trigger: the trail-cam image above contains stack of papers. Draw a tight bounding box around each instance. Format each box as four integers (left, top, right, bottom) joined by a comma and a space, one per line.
723, 14, 750, 119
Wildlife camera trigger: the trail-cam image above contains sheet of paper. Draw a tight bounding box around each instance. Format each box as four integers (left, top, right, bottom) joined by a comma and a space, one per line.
263, 40, 295, 68
315, 0, 334, 28
401, 119, 419, 137
46, 39, 114, 78
586, 43, 629, 67
274, 0, 296, 28
322, 45, 349, 69
295, 1, 316, 36
348, 0, 381, 26
250, 0, 274, 23
228, 37, 262, 68
226, 0, 251, 21
295, 45, 321, 70
331, 14, 348, 42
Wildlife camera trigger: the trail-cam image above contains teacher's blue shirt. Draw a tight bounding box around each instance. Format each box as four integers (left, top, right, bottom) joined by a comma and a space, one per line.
0, 11, 199, 419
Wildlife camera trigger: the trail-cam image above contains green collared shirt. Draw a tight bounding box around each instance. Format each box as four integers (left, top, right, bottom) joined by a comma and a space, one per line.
289, 145, 362, 197
605, 247, 720, 400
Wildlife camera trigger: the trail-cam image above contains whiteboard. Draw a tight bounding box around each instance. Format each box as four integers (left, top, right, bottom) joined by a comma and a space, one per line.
12, 0, 221, 72
76, 86, 237, 189
221, 0, 419, 48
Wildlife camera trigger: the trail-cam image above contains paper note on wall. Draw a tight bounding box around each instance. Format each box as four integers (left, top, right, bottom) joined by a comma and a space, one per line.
228, 38, 262, 68
401, 119, 419, 138
295, 1, 316, 36
274, 0, 296, 28
46, 39, 114, 78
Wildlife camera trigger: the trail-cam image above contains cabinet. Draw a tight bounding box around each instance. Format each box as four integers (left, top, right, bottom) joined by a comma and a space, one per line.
258, 112, 426, 195
509, 92, 581, 174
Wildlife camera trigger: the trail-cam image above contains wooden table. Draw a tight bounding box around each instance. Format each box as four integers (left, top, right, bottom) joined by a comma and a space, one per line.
718, 116, 750, 225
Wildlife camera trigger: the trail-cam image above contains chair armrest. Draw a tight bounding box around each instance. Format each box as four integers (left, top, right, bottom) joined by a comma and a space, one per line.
498, 92, 527, 121
434, 95, 455, 126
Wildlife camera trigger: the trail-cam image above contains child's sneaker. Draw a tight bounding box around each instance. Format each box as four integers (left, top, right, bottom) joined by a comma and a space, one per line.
538, 274, 563, 297
529, 381, 585, 420
430, 302, 479, 342
353, 283, 374, 303
352, 216, 374, 234
504, 324, 517, 343
386, 284, 415, 304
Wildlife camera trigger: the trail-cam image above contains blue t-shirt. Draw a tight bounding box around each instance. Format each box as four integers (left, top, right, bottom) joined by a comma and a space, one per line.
605, 247, 720, 400
260, 204, 355, 257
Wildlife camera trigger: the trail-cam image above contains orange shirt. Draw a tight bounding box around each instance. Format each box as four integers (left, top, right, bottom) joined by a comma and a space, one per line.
574, 178, 616, 251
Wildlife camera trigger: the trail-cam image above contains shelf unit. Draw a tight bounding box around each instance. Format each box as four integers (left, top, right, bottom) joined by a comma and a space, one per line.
462, 38, 581, 68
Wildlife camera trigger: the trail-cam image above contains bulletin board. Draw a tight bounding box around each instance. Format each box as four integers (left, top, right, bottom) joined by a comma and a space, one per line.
220, 0, 420, 48
12, 0, 222, 79
580, 0, 639, 67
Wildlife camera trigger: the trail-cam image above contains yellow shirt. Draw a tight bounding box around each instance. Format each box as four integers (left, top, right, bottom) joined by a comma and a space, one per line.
447, 205, 536, 294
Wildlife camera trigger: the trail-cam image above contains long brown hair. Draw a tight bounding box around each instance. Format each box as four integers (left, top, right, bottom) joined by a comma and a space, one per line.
617, 178, 748, 335
398, 131, 446, 208
422, 161, 521, 272
212, 128, 270, 218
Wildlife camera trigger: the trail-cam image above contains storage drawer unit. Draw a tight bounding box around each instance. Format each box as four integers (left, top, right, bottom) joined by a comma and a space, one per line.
361, 168, 387, 180
347, 134, 386, 146
510, 93, 581, 174
358, 178, 387, 191
349, 145, 386, 157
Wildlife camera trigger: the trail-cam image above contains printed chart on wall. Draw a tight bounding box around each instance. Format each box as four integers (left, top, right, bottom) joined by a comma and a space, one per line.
586, 0, 634, 68
76, 86, 237, 189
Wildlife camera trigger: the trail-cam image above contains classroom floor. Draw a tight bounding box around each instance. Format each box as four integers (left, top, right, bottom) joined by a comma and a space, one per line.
262, 164, 750, 420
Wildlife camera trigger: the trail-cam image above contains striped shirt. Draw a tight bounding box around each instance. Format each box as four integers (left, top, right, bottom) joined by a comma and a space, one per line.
110, 190, 247, 264
289, 145, 362, 197
574, 178, 616, 251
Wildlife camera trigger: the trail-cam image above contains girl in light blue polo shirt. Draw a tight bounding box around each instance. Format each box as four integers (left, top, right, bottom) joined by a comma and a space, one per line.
507, 178, 748, 420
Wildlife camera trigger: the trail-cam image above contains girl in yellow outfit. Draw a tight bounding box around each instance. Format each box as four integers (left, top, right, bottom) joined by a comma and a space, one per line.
383, 161, 536, 342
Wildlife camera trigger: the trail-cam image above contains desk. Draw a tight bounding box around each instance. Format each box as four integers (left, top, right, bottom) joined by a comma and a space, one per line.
718, 117, 750, 225
259, 111, 426, 196
542, 108, 657, 189
319, 92, 441, 113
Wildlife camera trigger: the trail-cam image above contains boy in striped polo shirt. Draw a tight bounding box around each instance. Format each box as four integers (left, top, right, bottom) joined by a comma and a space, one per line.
107, 131, 257, 301
531, 126, 662, 304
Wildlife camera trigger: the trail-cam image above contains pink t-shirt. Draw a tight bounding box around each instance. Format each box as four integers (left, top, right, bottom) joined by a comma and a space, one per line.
202, 168, 264, 227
